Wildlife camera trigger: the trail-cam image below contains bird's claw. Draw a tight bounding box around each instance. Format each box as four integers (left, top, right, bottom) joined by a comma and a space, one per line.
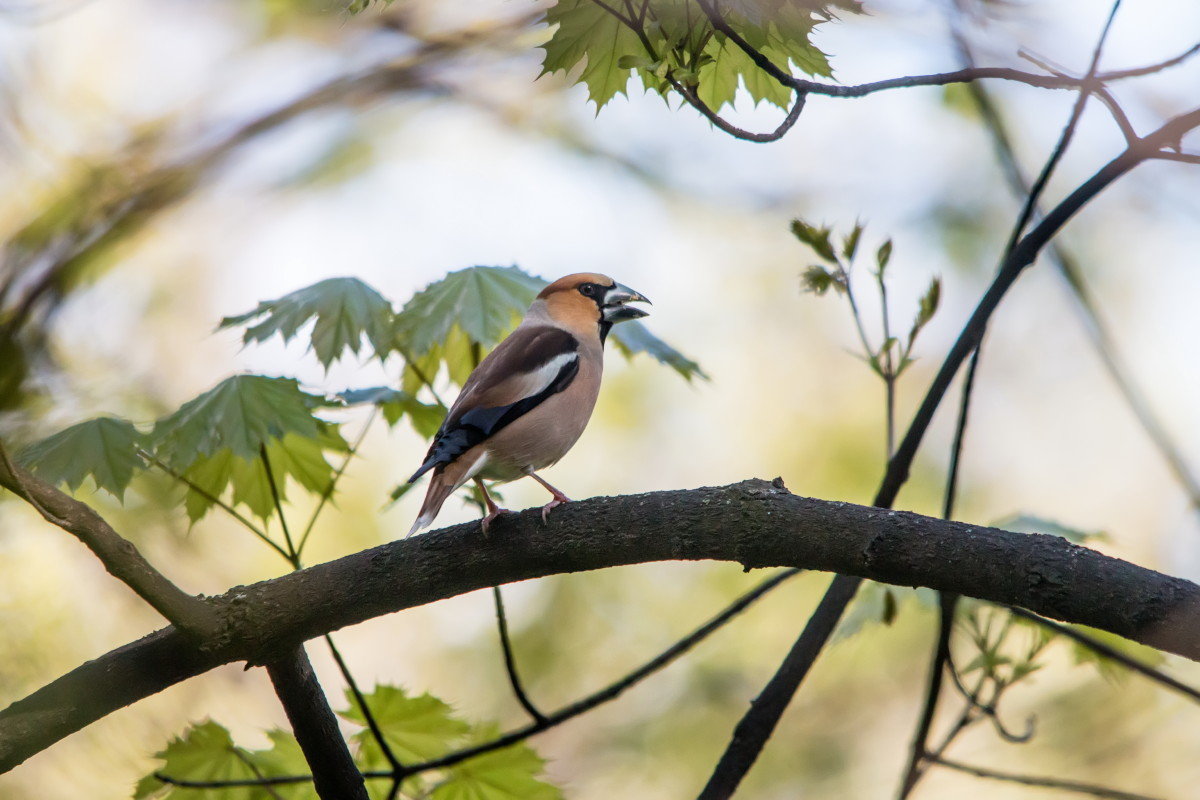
481, 507, 511, 536
540, 496, 570, 524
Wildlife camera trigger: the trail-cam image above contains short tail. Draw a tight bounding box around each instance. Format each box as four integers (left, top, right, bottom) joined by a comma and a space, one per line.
406, 472, 456, 537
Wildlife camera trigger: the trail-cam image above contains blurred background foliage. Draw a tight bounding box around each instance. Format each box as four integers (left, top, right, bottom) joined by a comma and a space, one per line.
1, 0, 1199, 798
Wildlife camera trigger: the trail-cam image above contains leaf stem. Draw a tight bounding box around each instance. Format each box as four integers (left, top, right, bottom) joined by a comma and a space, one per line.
260, 444, 300, 568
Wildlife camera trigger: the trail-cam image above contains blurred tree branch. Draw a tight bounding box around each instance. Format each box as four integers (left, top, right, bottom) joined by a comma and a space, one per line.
0, 12, 536, 409
3, 478, 1200, 774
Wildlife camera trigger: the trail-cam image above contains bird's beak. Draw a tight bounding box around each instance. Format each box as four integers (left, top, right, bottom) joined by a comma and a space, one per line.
601, 282, 651, 323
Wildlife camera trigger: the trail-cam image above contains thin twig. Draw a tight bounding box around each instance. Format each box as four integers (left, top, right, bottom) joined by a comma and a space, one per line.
297, 407, 379, 557
931, 755, 1163, 800
260, 444, 299, 567
1099, 40, 1200, 80
324, 635, 403, 773
492, 586, 547, 723
1007, 607, 1200, 703
230, 748, 287, 800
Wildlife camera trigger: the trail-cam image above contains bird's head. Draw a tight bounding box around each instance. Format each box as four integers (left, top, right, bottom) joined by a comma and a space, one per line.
536, 273, 651, 341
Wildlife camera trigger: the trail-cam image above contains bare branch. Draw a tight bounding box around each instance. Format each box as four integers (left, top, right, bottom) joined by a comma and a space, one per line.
931, 755, 1163, 800
671, 78, 806, 142
5, 480, 1200, 773
1100, 40, 1200, 80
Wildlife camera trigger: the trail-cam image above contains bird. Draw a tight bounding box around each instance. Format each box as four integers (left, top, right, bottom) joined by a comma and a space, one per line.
405, 273, 650, 536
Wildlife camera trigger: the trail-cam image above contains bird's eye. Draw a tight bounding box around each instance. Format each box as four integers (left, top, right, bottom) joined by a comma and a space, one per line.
579, 284, 595, 297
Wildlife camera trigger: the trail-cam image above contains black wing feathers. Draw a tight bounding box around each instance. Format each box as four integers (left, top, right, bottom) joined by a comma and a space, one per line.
408, 328, 580, 482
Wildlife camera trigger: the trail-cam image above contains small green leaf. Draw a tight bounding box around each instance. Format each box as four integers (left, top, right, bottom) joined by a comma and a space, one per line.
790, 219, 837, 262
341, 685, 470, 767
834, 581, 922, 642
609, 320, 708, 382
388, 480, 419, 505
220, 277, 394, 369
907, 275, 941, 348
875, 239, 893, 274
801, 265, 835, 296
432, 725, 562, 800
540, 0, 642, 109
842, 223, 863, 262
249, 730, 316, 800
19, 417, 145, 500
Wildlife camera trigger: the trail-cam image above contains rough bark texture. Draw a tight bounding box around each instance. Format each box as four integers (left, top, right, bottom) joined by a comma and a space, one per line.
2, 479, 1198, 773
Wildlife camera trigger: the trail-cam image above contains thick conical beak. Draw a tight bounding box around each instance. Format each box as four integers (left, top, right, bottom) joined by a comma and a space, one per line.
601, 282, 651, 323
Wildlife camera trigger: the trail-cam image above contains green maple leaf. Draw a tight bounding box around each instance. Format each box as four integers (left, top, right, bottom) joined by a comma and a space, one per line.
393, 266, 543, 358
540, 0, 852, 113
179, 428, 346, 523
150, 376, 346, 522
152, 376, 328, 467
609, 320, 708, 381
248, 729, 317, 800
134, 721, 264, 800
19, 416, 146, 501
219, 277, 394, 369
431, 725, 562, 800
541, 0, 643, 109
340, 685, 471, 767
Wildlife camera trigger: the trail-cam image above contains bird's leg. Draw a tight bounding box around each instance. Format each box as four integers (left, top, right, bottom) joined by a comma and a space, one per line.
476, 478, 509, 535
527, 472, 572, 524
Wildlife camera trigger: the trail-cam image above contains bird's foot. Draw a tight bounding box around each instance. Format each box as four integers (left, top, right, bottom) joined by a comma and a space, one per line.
481, 507, 511, 536
540, 493, 572, 524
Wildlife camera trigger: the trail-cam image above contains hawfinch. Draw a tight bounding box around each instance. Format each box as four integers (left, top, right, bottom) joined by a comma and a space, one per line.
406, 273, 650, 535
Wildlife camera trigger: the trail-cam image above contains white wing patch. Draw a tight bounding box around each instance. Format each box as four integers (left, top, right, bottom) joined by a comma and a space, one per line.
518, 351, 579, 400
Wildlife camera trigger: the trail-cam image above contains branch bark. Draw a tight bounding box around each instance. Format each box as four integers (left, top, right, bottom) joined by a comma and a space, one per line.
265, 647, 368, 800
2, 479, 1199, 773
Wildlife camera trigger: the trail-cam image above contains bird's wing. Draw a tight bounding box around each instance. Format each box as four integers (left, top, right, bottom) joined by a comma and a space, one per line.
408, 326, 580, 482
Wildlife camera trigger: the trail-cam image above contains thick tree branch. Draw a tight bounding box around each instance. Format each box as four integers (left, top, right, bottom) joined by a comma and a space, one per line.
0, 443, 219, 639
3, 479, 1200, 773
265, 647, 368, 800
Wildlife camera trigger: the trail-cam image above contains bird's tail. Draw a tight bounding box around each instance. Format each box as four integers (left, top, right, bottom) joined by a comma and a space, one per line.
406, 472, 457, 537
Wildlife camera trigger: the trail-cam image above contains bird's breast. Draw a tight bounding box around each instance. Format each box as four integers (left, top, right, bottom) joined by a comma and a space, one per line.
479, 354, 603, 478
